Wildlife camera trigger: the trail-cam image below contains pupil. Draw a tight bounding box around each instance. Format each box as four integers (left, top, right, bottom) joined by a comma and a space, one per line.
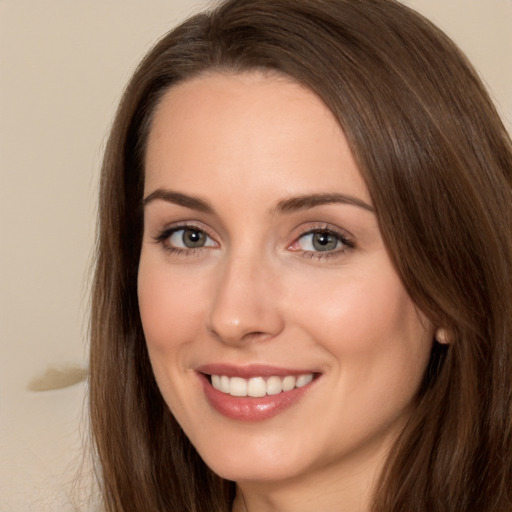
313, 232, 337, 251
184, 229, 205, 248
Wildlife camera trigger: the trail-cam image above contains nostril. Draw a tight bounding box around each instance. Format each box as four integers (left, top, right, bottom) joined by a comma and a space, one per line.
241, 331, 269, 342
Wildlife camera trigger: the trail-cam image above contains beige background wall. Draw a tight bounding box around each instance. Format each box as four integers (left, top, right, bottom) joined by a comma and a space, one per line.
0, 1, 510, 510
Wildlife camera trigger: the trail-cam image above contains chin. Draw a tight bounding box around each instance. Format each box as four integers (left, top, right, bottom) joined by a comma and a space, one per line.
207, 457, 302, 484
192, 430, 316, 484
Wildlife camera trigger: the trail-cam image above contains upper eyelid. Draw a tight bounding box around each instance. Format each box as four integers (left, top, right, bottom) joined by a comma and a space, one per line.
152, 221, 216, 240
293, 223, 354, 242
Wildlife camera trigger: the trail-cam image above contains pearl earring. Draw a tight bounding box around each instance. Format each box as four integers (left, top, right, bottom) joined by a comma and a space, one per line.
435, 328, 450, 344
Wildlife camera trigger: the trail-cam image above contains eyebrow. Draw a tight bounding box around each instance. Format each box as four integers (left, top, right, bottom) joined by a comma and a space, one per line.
143, 189, 374, 215
143, 189, 214, 213
275, 193, 374, 214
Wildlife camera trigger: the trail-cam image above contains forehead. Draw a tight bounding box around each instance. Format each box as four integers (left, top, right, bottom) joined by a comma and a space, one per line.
144, 71, 370, 205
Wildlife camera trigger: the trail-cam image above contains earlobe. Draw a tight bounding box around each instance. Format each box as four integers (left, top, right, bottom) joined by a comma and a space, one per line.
435, 328, 450, 345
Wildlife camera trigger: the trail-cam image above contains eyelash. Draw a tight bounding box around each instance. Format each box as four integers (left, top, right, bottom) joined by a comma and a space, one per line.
290, 224, 355, 261
153, 224, 217, 257
152, 223, 355, 260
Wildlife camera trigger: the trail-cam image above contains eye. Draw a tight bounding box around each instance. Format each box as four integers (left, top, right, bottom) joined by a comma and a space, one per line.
161, 227, 216, 250
288, 226, 354, 258
297, 231, 343, 252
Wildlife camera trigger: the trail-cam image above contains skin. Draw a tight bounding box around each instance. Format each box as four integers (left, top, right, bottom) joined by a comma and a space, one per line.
138, 72, 434, 512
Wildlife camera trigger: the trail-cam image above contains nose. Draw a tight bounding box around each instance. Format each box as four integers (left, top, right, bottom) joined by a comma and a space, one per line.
207, 253, 285, 346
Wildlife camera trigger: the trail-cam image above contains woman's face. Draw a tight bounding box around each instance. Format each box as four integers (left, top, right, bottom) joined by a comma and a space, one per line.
138, 72, 434, 489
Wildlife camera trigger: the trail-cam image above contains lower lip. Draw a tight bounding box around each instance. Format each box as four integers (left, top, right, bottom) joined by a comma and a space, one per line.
199, 374, 316, 422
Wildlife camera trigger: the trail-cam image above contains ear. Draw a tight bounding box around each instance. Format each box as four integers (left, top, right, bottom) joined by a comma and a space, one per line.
435, 328, 451, 344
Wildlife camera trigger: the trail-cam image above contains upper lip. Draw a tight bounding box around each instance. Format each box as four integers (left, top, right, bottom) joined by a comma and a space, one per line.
195, 363, 319, 379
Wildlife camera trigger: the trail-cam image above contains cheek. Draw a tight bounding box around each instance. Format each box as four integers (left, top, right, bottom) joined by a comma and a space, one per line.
137, 253, 207, 353
286, 260, 432, 373
288, 265, 433, 439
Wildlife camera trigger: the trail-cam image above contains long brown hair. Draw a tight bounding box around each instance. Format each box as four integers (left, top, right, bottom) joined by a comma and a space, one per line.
89, 0, 512, 510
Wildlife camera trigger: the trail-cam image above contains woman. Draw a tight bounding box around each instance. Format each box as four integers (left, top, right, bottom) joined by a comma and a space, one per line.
89, 0, 512, 510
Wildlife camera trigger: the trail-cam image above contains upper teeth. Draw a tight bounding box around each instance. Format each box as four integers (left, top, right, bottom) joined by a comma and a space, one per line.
211, 374, 314, 397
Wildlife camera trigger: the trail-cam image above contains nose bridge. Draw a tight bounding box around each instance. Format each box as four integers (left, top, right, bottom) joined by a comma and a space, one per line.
207, 246, 283, 345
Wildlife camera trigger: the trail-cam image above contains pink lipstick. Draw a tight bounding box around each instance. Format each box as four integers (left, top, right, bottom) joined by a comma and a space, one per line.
196, 364, 319, 422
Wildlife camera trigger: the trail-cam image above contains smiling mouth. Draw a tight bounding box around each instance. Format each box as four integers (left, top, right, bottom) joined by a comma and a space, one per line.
199, 370, 320, 421
208, 373, 315, 397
